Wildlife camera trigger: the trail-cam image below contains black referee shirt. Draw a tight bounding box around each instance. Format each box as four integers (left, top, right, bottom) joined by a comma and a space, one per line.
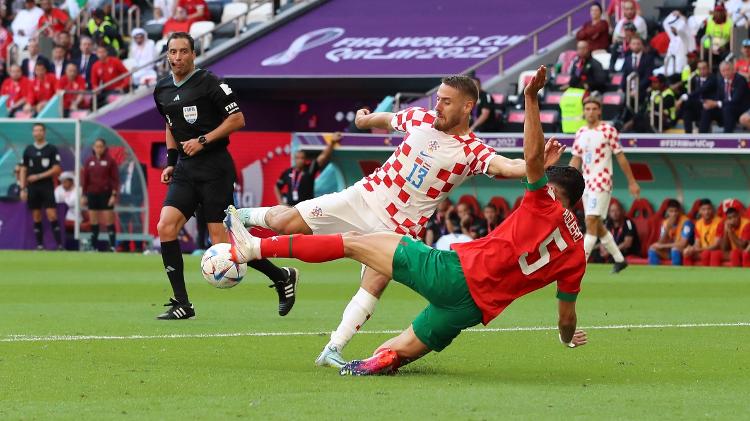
153, 68, 240, 159
473, 89, 499, 132
276, 160, 320, 206
22, 143, 60, 190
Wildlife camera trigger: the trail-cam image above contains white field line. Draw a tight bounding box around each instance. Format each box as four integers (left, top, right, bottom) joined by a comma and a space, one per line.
2, 322, 749, 343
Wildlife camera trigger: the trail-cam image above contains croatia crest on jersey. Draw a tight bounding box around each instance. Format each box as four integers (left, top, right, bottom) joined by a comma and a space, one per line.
183, 106, 198, 124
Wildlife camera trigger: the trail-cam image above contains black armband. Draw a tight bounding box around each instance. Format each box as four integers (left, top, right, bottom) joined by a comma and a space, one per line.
167, 148, 178, 167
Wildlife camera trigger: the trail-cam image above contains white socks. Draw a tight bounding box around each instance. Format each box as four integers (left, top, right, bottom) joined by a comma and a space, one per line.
237, 207, 271, 229
584, 233, 597, 260
328, 288, 379, 350
599, 231, 625, 263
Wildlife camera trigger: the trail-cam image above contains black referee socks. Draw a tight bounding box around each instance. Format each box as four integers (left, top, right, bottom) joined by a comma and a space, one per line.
33, 222, 43, 247
248, 259, 288, 285
161, 240, 189, 304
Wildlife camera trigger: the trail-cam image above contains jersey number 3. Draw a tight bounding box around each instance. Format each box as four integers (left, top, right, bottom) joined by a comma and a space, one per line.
518, 228, 568, 275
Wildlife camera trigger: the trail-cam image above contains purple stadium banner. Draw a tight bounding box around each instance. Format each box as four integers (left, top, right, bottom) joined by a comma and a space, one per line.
294, 133, 750, 153
211, 0, 584, 77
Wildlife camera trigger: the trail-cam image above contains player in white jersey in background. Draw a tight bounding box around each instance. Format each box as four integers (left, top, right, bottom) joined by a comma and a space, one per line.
231, 75, 564, 367
569, 96, 640, 273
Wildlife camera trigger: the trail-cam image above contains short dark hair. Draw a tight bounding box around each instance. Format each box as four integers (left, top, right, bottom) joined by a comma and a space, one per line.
699, 198, 713, 207
583, 96, 602, 108
484, 203, 497, 211
546, 166, 584, 207
591, 2, 602, 12
33, 123, 46, 131
167, 32, 195, 52
666, 199, 682, 210
94, 138, 106, 146
441, 75, 479, 104
726, 207, 739, 217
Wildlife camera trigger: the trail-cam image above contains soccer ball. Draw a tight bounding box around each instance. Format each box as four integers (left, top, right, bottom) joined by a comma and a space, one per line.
201, 243, 247, 289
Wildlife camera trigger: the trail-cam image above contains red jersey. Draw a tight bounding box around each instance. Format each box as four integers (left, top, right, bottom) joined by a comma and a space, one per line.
1, 77, 31, 108
178, 0, 209, 21
38, 8, 69, 36
91, 57, 130, 91
57, 75, 89, 110
27, 73, 58, 105
0, 27, 12, 61
736, 59, 750, 77
452, 177, 586, 325
82, 151, 119, 195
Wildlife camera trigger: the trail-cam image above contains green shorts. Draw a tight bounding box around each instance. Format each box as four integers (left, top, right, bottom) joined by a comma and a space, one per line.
392, 236, 483, 352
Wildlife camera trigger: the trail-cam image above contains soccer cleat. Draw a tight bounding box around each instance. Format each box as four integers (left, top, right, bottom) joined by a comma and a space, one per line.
156, 298, 195, 320
315, 344, 347, 369
270, 267, 299, 316
339, 348, 400, 376
612, 261, 629, 274
223, 205, 260, 263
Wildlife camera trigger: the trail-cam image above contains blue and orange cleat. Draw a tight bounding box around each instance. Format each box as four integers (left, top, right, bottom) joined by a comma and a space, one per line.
339, 348, 400, 376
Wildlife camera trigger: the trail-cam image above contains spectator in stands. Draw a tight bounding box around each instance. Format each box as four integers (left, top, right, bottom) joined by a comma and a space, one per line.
50, 45, 72, 79
424, 199, 457, 246
656, 11, 692, 81
434, 216, 472, 251
619, 37, 654, 102
565, 40, 607, 94
91, 45, 130, 103
699, 4, 733, 68
713, 207, 750, 267
6, 163, 23, 199
11, 0, 43, 49
609, 21, 638, 71
21, 38, 52, 79
469, 77, 500, 132
57, 62, 89, 116
727, 0, 750, 28
74, 36, 97, 88
274, 133, 338, 206
481, 203, 502, 234
37, 0, 71, 38
0, 22, 13, 68
178, 0, 209, 23
54, 31, 75, 59
613, 0, 647, 43
82, 138, 120, 252
677, 51, 699, 91
163, 7, 192, 37
647, 74, 676, 131
648, 199, 694, 266
1, 64, 30, 116
679, 60, 716, 134
606, 0, 640, 28
701, 61, 750, 133
88, 8, 121, 56
735, 39, 750, 80
593, 201, 640, 263
683, 198, 721, 266
26, 61, 57, 115
129, 28, 158, 87
54, 171, 79, 235
576, 3, 610, 52
152, 0, 178, 24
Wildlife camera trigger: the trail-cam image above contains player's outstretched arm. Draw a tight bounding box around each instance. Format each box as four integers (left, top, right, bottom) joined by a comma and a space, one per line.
487, 139, 565, 178
354, 108, 394, 131
523, 65, 547, 184
558, 300, 587, 348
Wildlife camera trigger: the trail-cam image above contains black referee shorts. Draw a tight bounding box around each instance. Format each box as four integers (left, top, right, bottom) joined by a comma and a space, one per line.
27, 184, 56, 210
87, 192, 114, 210
163, 149, 236, 223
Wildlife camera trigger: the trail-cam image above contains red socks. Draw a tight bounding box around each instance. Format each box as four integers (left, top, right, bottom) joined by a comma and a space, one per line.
260, 234, 345, 263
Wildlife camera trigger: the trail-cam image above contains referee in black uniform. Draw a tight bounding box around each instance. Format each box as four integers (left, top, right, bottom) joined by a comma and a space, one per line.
274, 132, 339, 206
19, 123, 63, 250
153, 32, 298, 320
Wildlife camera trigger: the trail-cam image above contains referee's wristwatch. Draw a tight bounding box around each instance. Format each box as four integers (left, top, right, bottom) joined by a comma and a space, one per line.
198, 135, 208, 145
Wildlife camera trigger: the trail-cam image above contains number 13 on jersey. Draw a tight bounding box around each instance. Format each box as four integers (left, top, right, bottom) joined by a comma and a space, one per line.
406, 162, 429, 189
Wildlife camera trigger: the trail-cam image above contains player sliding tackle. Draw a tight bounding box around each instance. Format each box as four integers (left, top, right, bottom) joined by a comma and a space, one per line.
225, 66, 589, 376
230, 74, 565, 368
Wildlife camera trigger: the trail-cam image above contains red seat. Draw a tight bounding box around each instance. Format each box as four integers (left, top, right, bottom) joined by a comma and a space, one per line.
718, 198, 745, 217
609, 73, 623, 87
687, 198, 704, 220
489, 196, 511, 219
543, 91, 564, 106
553, 73, 571, 87
490, 93, 506, 105
628, 198, 656, 257
557, 50, 577, 74
458, 195, 481, 218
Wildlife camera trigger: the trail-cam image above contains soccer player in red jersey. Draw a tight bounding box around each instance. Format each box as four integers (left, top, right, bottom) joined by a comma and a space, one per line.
225, 66, 589, 375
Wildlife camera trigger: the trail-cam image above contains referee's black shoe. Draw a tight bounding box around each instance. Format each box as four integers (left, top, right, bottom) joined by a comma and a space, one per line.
270, 267, 299, 316
156, 298, 195, 320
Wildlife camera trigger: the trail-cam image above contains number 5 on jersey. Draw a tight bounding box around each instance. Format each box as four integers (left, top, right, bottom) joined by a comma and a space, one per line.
518, 228, 569, 275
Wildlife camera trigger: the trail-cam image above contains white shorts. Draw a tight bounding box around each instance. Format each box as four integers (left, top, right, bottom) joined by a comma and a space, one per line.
582, 190, 611, 217
294, 186, 392, 235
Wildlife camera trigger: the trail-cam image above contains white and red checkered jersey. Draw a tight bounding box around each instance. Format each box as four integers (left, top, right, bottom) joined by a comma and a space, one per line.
354, 107, 496, 238
571, 122, 623, 193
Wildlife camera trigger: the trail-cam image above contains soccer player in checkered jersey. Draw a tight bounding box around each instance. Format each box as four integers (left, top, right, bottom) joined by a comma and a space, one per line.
569, 96, 640, 273
230, 75, 565, 368
224, 66, 589, 375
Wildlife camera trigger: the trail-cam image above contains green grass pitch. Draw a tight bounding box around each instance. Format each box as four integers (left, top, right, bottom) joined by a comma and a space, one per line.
0, 251, 748, 420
